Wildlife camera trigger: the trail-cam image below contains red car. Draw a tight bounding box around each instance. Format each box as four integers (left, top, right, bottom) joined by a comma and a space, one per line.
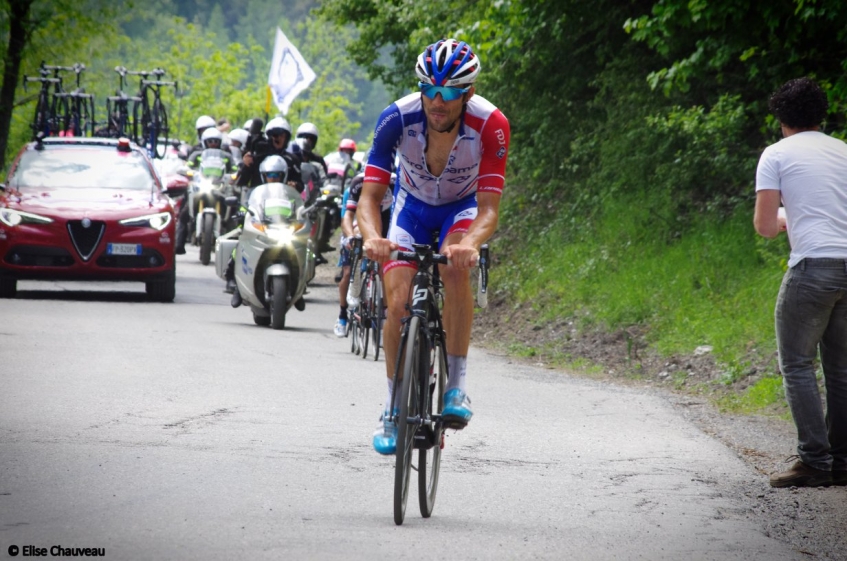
0, 137, 178, 301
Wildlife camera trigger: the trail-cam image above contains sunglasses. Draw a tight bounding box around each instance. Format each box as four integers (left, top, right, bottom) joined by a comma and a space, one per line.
418, 82, 469, 102
265, 172, 283, 179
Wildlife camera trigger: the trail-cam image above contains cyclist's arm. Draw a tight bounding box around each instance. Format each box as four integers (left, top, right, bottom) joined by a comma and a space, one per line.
442, 191, 501, 269
358, 180, 389, 241
443, 108, 510, 268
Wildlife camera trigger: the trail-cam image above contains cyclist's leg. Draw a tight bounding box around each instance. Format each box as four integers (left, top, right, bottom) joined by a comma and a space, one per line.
335, 246, 352, 336
438, 198, 478, 422
373, 194, 427, 454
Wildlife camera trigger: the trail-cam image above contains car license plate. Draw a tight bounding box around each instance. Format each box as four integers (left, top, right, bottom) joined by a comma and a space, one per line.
108, 243, 142, 256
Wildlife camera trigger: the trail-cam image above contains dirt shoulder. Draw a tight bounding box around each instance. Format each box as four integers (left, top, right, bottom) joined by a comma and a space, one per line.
472, 300, 847, 560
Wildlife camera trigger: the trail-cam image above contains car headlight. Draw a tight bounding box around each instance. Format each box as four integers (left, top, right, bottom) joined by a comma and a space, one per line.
0, 209, 54, 227
119, 212, 172, 231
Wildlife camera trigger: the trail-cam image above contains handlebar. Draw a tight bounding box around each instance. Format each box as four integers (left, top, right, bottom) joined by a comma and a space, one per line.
387, 243, 490, 308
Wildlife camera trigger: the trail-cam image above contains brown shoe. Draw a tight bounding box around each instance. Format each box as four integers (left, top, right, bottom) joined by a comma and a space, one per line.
769, 458, 832, 488
832, 470, 847, 486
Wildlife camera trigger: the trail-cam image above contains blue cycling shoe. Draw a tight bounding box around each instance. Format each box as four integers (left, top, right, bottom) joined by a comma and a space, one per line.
372, 411, 398, 455
442, 388, 473, 424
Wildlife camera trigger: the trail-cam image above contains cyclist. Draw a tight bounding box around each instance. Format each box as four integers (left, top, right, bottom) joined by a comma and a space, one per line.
295, 122, 328, 175
358, 39, 510, 454
334, 170, 394, 337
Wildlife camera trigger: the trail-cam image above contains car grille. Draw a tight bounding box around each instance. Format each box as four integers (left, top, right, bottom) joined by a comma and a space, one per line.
67, 220, 105, 261
4, 245, 75, 267
96, 249, 167, 269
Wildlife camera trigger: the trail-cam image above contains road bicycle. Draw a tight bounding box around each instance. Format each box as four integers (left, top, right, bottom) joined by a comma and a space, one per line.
346, 236, 365, 354
359, 256, 385, 361
104, 66, 142, 139
389, 242, 489, 525
23, 68, 62, 140
128, 68, 177, 159
52, 63, 95, 137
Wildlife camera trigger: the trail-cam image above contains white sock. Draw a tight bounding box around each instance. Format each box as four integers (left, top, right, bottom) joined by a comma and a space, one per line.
446, 354, 467, 393
385, 378, 394, 414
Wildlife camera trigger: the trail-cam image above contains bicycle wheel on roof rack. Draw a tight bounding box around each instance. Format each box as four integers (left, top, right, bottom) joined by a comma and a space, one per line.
131, 96, 146, 146
149, 97, 168, 158
83, 95, 96, 137
53, 95, 70, 137
31, 92, 51, 139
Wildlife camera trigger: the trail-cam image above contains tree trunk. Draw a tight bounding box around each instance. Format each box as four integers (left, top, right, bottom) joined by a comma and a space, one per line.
0, 0, 34, 171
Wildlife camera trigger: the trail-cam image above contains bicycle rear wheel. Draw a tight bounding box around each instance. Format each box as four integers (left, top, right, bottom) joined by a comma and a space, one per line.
419, 336, 446, 517
394, 315, 424, 526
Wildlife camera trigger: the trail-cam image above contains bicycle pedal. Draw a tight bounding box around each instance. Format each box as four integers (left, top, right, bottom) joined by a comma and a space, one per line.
442, 418, 468, 431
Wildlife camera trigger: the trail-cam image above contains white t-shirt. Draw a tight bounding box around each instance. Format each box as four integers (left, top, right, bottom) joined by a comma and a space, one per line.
756, 131, 847, 267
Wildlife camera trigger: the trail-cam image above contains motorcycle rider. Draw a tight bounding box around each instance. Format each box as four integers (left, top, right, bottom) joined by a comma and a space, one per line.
229, 155, 304, 307
295, 122, 327, 175
228, 128, 249, 167
238, 117, 304, 196
175, 127, 235, 254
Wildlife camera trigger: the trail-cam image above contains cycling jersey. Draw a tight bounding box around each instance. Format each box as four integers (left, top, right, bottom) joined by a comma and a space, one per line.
345, 173, 393, 237
364, 92, 509, 207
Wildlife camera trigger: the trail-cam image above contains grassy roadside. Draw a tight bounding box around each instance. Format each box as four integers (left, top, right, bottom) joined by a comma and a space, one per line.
475, 198, 797, 418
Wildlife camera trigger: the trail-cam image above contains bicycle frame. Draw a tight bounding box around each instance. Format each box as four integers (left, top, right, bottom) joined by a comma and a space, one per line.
389, 243, 449, 437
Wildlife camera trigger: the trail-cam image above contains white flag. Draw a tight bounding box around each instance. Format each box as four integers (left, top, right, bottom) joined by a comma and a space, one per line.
268, 27, 316, 115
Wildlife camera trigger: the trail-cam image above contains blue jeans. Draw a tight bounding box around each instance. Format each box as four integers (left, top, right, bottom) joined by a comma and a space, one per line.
776, 258, 847, 471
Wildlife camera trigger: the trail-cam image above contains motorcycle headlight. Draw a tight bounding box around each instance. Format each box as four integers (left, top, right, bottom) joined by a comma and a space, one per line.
0, 209, 54, 227
119, 212, 172, 231
266, 225, 296, 245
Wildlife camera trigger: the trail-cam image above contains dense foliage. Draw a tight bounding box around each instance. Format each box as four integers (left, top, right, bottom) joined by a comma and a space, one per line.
319, 0, 847, 394
0, 0, 389, 168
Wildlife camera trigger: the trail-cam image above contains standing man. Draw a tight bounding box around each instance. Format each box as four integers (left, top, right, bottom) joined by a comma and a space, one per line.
754, 77, 847, 488
358, 39, 510, 454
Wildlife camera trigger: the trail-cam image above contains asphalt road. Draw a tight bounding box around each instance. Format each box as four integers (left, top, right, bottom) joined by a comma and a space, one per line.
0, 247, 807, 560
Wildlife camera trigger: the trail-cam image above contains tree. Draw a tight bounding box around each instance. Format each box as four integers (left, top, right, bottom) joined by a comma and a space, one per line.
0, 0, 116, 169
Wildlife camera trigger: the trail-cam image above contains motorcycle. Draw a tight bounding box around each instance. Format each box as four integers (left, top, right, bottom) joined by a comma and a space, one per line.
187, 148, 234, 265
215, 189, 317, 330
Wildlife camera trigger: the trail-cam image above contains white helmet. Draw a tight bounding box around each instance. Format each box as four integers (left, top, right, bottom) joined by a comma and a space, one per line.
229, 128, 249, 147
195, 115, 216, 130
242, 119, 254, 130
258, 154, 288, 182
201, 127, 223, 147
265, 117, 292, 137
296, 122, 319, 138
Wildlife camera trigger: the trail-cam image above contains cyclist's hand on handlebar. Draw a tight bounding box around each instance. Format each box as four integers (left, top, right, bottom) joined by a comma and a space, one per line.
364, 238, 397, 263
442, 244, 479, 270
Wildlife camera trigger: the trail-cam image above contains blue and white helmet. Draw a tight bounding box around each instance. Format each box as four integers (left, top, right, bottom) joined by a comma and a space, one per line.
415, 39, 481, 87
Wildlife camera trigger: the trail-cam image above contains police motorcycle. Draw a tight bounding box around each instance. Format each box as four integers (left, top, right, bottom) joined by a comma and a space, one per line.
215, 155, 317, 330
186, 129, 235, 265
310, 148, 349, 260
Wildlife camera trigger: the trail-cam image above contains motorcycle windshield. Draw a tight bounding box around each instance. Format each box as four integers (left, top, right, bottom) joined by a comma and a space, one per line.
199, 149, 225, 183
263, 197, 294, 224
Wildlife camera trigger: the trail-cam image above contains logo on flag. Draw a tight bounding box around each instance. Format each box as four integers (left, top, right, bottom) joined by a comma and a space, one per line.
268, 27, 316, 115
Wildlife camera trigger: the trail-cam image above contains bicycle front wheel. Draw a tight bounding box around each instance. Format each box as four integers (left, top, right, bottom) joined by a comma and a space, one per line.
394, 315, 424, 526
360, 275, 370, 359
372, 273, 384, 361
419, 336, 446, 517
